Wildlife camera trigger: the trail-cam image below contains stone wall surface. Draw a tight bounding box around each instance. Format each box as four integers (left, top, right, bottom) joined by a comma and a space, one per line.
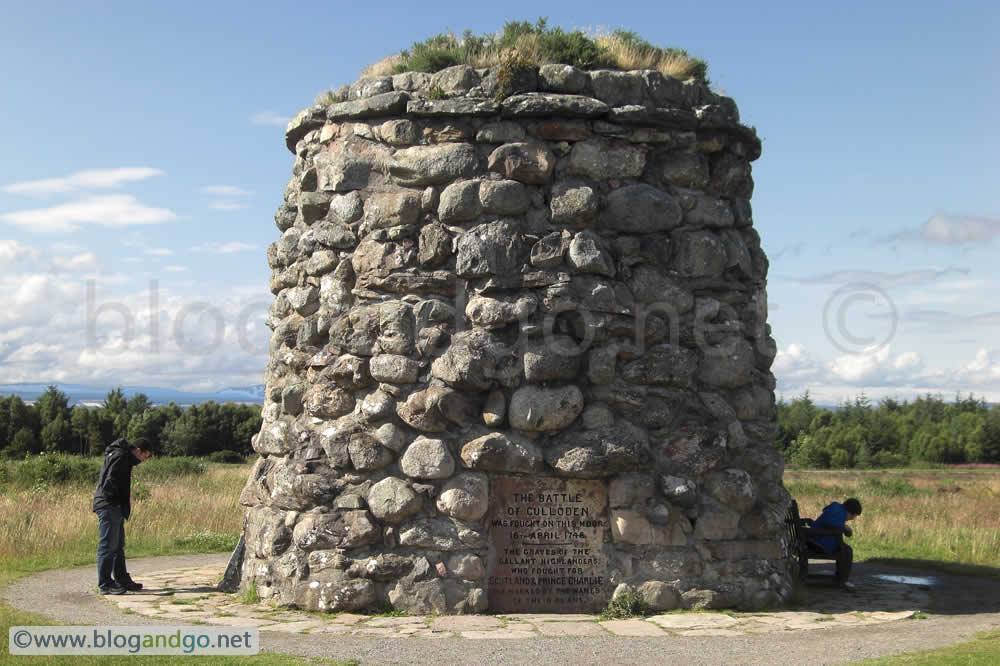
242, 63, 793, 614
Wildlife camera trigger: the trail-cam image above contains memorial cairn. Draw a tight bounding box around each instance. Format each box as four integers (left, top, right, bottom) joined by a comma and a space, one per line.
238, 61, 795, 615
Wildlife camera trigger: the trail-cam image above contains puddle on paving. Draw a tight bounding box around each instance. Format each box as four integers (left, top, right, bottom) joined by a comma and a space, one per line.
873, 574, 938, 587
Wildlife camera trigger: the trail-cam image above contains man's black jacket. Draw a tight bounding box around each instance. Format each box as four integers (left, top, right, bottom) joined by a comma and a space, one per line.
92, 439, 140, 519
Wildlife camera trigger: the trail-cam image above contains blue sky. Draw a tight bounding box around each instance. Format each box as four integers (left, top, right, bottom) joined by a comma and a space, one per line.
1, 1, 998, 402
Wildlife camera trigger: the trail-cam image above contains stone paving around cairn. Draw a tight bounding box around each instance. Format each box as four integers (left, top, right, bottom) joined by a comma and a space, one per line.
105, 565, 928, 639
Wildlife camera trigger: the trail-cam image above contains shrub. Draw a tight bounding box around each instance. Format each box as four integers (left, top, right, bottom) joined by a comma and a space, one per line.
241, 580, 259, 605
131, 478, 152, 502
206, 450, 245, 464
174, 530, 239, 552
364, 600, 406, 617
136, 456, 205, 480
859, 477, 927, 497
6, 453, 101, 487
600, 590, 653, 619
426, 86, 448, 100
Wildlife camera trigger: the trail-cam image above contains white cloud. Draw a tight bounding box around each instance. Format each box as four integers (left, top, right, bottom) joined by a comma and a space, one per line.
794, 267, 969, 289
893, 351, 922, 372
0, 275, 270, 390
967, 349, 991, 372
200, 185, 250, 196
217, 242, 255, 253
191, 242, 256, 254
2, 168, 164, 196
252, 111, 292, 127
774, 342, 1000, 403
772, 343, 822, 382
888, 214, 1000, 245
210, 201, 249, 211
0, 239, 39, 264
145, 248, 174, 256
51, 251, 101, 273
164, 265, 186, 272
0, 195, 176, 232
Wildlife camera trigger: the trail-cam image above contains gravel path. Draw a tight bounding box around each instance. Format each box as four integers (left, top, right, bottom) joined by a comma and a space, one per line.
4, 555, 1000, 665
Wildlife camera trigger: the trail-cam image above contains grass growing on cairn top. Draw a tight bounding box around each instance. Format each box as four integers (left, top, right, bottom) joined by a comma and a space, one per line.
361, 18, 709, 82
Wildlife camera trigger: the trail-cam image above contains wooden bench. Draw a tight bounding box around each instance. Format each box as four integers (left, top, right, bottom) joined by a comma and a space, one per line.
785, 499, 848, 583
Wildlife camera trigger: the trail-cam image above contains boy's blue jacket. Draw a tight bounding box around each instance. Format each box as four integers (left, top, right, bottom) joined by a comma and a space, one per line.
807, 501, 848, 553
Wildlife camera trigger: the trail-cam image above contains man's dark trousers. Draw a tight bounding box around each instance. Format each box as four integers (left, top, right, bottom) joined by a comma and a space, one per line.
835, 543, 853, 584
96, 505, 129, 590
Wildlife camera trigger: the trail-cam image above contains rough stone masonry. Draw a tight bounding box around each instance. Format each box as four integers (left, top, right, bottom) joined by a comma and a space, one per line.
240, 62, 795, 614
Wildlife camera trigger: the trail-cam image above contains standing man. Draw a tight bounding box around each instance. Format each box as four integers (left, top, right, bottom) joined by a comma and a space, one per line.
93, 437, 152, 595
807, 497, 862, 591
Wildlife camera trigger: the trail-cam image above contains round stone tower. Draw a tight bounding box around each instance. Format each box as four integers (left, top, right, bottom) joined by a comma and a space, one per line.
240, 62, 793, 614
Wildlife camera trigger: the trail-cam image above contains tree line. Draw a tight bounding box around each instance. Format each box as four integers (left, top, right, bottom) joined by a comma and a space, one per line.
0, 386, 262, 459
778, 392, 1000, 467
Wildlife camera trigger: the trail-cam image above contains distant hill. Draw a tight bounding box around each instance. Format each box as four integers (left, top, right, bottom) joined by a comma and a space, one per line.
0, 383, 266, 407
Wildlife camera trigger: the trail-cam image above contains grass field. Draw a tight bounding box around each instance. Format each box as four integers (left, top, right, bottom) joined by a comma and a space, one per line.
785, 467, 1000, 570
1, 460, 998, 664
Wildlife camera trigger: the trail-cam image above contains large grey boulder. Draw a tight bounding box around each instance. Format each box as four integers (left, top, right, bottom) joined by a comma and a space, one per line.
601, 185, 682, 233
400, 436, 456, 479
508, 385, 584, 431
455, 220, 527, 278
389, 143, 479, 186
459, 432, 546, 474
436, 472, 489, 521
367, 477, 422, 523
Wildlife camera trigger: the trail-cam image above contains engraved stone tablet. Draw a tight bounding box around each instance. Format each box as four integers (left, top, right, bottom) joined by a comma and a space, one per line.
486, 476, 608, 612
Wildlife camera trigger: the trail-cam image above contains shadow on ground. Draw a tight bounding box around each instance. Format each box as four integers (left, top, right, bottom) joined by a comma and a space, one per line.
796, 560, 1000, 616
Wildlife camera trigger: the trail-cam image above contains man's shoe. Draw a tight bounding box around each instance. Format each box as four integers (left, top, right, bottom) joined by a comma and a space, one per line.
840, 581, 856, 592
119, 581, 143, 591
100, 585, 126, 595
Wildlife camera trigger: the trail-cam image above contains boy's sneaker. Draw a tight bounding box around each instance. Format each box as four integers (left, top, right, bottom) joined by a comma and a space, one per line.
840, 581, 856, 592
119, 580, 143, 591
100, 585, 126, 595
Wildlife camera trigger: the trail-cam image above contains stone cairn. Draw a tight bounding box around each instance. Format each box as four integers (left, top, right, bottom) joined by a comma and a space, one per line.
240, 63, 794, 615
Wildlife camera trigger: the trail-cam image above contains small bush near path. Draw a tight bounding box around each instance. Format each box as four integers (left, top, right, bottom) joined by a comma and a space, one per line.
600, 590, 654, 620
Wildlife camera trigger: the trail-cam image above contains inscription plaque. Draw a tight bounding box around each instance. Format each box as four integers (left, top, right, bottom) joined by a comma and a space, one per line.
486, 476, 608, 612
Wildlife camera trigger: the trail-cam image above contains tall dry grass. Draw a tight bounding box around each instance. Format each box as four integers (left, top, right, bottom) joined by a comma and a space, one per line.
785, 469, 1000, 569
593, 34, 702, 79
0, 463, 249, 577
359, 29, 704, 81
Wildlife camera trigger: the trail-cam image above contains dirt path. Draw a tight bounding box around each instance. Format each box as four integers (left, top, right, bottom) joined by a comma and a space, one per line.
4, 555, 999, 665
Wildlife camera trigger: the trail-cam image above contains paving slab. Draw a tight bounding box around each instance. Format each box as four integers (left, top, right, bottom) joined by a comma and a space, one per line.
364, 616, 428, 628
460, 630, 538, 640
329, 613, 366, 625
535, 621, 606, 636
304, 624, 353, 634
599, 619, 668, 636
262, 620, 325, 633
503, 622, 536, 632
430, 615, 504, 631
200, 616, 277, 627
676, 628, 745, 637
649, 613, 740, 629
506, 613, 599, 622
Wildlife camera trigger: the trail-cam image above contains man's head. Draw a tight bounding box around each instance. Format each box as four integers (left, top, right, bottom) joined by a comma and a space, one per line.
843, 497, 862, 520
131, 438, 153, 463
